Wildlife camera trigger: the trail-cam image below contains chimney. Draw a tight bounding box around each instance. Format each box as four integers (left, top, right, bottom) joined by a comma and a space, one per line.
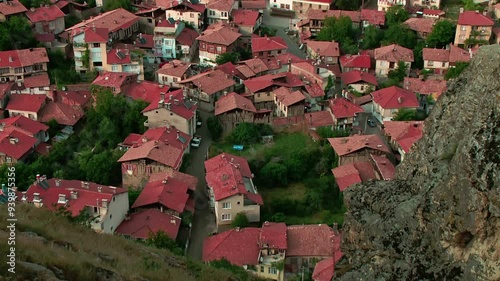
398, 97, 403, 103
169, 94, 173, 101
70, 191, 78, 199
84, 182, 89, 189
174, 99, 179, 105
166, 102, 171, 110
332, 223, 338, 232
235, 227, 241, 232
230, 157, 234, 163
162, 178, 168, 184
33, 193, 41, 202
49, 90, 58, 101
460, 7, 464, 13
483, 11, 487, 16
55, 179, 61, 186
475, 10, 479, 13
139, 33, 143, 39
176, 130, 180, 139
160, 92, 165, 100
9, 137, 18, 145
8, 56, 13, 63
102, 199, 108, 208
58, 194, 67, 204
21, 192, 27, 201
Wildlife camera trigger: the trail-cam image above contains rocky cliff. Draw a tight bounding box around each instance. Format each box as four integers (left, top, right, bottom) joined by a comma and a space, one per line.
339, 45, 500, 281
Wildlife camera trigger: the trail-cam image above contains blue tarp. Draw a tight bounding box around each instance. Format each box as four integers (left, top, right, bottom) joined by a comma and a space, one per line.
232, 145, 244, 151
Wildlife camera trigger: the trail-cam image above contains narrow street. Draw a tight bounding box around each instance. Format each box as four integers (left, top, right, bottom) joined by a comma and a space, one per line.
185, 110, 216, 260
262, 9, 306, 59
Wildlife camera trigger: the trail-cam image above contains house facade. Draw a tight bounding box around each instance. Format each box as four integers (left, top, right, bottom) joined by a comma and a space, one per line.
305, 40, 340, 65
383, 121, 424, 161
328, 134, 391, 166
0, 48, 49, 83
206, 0, 236, 24
374, 44, 414, 77
157, 60, 192, 88
454, 10, 494, 47
371, 86, 419, 123
273, 87, 306, 117
165, 2, 206, 31
422, 48, 450, 72
196, 22, 241, 65
377, 0, 406, 11
25, 5, 65, 35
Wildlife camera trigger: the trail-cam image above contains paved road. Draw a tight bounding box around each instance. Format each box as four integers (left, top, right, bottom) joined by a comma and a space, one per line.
186, 110, 216, 260
262, 9, 307, 59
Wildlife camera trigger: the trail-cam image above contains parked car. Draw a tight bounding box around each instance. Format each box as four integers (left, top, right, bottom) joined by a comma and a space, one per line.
196, 119, 202, 128
367, 118, 376, 127
190, 135, 202, 148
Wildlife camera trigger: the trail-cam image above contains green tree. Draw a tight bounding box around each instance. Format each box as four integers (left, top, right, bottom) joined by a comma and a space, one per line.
48, 50, 82, 86
382, 24, 417, 49
227, 123, 260, 144
259, 162, 288, 186
412, 41, 426, 70
393, 108, 417, 121
0, 16, 37, 51
462, 0, 482, 11
209, 259, 251, 281
385, 5, 409, 25
258, 26, 277, 37
362, 25, 384, 49
216, 53, 240, 65
388, 61, 408, 83
445, 62, 469, 80
324, 75, 334, 94
317, 16, 360, 54
426, 20, 456, 48
334, 0, 362, 10
19, 0, 50, 9
104, 0, 132, 10
207, 116, 223, 141
145, 231, 183, 255
231, 213, 249, 228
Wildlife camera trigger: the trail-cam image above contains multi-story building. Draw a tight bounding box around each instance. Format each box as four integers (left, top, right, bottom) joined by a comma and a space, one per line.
175, 27, 199, 62
328, 134, 391, 166
252, 36, 288, 59
0, 0, 27, 22
409, 0, 441, 9
454, 9, 494, 48
206, 0, 236, 24
6, 94, 46, 120
305, 40, 340, 65
205, 153, 263, 231
157, 60, 192, 88
377, 0, 406, 12
231, 9, 263, 44
25, 5, 65, 35
0, 48, 49, 83
273, 87, 306, 117
20, 177, 129, 234
371, 86, 419, 123
106, 47, 145, 80
374, 44, 414, 77
153, 19, 184, 60
0, 115, 49, 145
65, 8, 140, 75
165, 2, 206, 31
196, 22, 241, 66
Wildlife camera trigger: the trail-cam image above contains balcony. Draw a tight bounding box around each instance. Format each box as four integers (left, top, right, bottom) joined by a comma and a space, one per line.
73, 42, 87, 49
260, 253, 285, 265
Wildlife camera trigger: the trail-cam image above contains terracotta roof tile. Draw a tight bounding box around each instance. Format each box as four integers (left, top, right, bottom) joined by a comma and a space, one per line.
215, 92, 256, 115
403, 18, 436, 33
140, 126, 191, 151
124, 80, 170, 103
328, 97, 364, 119
0, 130, 36, 159
231, 9, 260, 27
339, 54, 371, 69
1, 115, 48, 136
197, 22, 241, 45
448, 45, 472, 63
206, 0, 234, 11
25, 5, 65, 23
141, 89, 197, 120
422, 48, 450, 62
259, 222, 287, 249
134, 33, 154, 48
241, 58, 269, 74
22, 178, 126, 216
305, 40, 340, 57
35, 33, 56, 42
286, 224, 340, 257
274, 87, 306, 107
176, 27, 199, 46
374, 44, 414, 62
39, 101, 85, 126
0, 0, 27, 16
6, 94, 46, 113
157, 60, 192, 78
252, 36, 287, 53
457, 11, 494, 26
66, 8, 139, 34
118, 140, 183, 169
235, 65, 256, 79
370, 154, 395, 180
304, 83, 325, 98
22, 73, 50, 88
92, 72, 137, 90
341, 70, 378, 86
115, 209, 181, 239
0, 48, 49, 68
179, 69, 235, 95
307, 9, 360, 22
383, 121, 424, 153
312, 252, 344, 281
203, 227, 261, 266
328, 134, 390, 156
149, 170, 198, 191
132, 176, 191, 213
361, 9, 385, 25
241, 0, 266, 9
304, 110, 335, 128
423, 9, 445, 16
331, 164, 363, 191
371, 86, 419, 109
403, 77, 447, 98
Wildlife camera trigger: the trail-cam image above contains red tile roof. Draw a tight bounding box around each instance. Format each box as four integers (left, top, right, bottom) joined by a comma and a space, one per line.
328, 134, 390, 157
1, 115, 48, 136
141, 89, 197, 120
206, 0, 234, 11
179, 69, 235, 95
312, 252, 344, 281
167, 2, 206, 13
423, 9, 445, 16
54, 0, 68, 9
304, 110, 335, 128
216, 61, 237, 76
304, 83, 325, 98
374, 44, 414, 62
22, 178, 126, 216
361, 9, 385, 26
305, 40, 340, 57
176, 27, 199, 46
131, 176, 191, 213
80, 27, 109, 43
286, 224, 340, 257
0, 48, 49, 68
0, 83, 13, 98
259, 222, 287, 249
203, 227, 261, 266
157, 60, 191, 78
252, 36, 287, 53
123, 80, 169, 103
448, 45, 472, 64
307, 9, 360, 22
331, 164, 362, 191
341, 70, 378, 86
457, 11, 494, 26
25, 5, 65, 23
149, 170, 198, 191
370, 154, 395, 180
339, 54, 371, 69
371, 86, 419, 109
273, 115, 305, 126
274, 87, 306, 107
140, 126, 191, 151
215, 92, 256, 115
205, 153, 262, 204
197, 22, 241, 45
66, 8, 139, 34
121, 133, 141, 146
0, 0, 27, 16
35, 142, 50, 155
328, 97, 364, 119
403, 77, 447, 98
383, 121, 424, 153
403, 18, 436, 33
231, 9, 260, 27
422, 48, 450, 62
92, 72, 137, 90
39, 101, 85, 126
22, 73, 50, 88
35, 33, 56, 42
0, 130, 36, 160
6, 94, 46, 113
241, 0, 266, 9
235, 65, 255, 79
115, 209, 181, 240
134, 33, 154, 48
106, 48, 133, 65
53, 89, 91, 108
118, 140, 183, 169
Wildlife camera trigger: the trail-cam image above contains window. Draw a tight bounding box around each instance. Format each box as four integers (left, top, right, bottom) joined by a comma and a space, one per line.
112, 65, 119, 71
94, 207, 98, 213
221, 214, 231, 221
190, 13, 194, 18
461, 26, 467, 31
39, 87, 44, 91
216, 46, 222, 53
127, 164, 133, 171
92, 43, 100, 48
110, 214, 112, 219
113, 197, 115, 202
93, 62, 102, 67
442, 62, 446, 67
237, 201, 240, 205
6, 157, 11, 163
147, 18, 153, 23
285, 4, 290, 9
460, 35, 465, 40
222, 202, 231, 209
280, 3, 284, 8
260, 266, 264, 272
268, 267, 277, 274
428, 61, 434, 66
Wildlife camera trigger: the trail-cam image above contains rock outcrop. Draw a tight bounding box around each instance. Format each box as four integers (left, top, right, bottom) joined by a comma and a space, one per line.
339, 45, 500, 280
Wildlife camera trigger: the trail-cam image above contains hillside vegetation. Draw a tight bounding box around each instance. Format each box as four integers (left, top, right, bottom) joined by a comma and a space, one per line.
0, 204, 260, 281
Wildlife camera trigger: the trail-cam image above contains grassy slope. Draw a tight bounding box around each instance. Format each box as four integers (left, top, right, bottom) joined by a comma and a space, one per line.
0, 204, 259, 281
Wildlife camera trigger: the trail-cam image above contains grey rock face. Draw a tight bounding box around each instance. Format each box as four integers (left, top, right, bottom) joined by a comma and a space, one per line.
339, 45, 500, 281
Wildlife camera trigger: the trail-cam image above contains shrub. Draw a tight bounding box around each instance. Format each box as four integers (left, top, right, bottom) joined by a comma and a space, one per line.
231, 213, 249, 228
259, 162, 288, 186
207, 116, 223, 141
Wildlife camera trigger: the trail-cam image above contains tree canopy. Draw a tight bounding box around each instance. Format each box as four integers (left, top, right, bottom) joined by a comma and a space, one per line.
388, 61, 409, 82
104, 0, 133, 12
381, 24, 417, 49
426, 20, 456, 48
445, 62, 469, 80
334, 0, 362, 10
0, 16, 37, 51
216, 53, 240, 65
393, 108, 417, 121
231, 213, 249, 228
362, 25, 384, 50
316, 16, 360, 54
385, 5, 409, 25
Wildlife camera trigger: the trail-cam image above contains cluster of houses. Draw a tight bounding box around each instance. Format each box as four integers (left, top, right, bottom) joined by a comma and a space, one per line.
2, 0, 500, 280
